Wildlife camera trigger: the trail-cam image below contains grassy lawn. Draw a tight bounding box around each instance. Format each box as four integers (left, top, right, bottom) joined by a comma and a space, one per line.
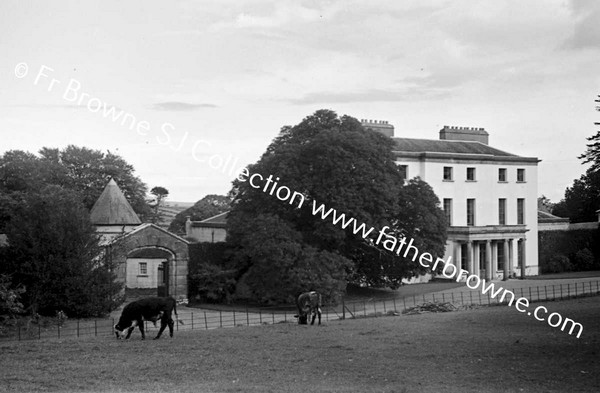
1, 296, 598, 392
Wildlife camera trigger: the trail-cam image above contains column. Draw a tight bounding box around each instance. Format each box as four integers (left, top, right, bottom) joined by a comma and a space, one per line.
520, 238, 527, 279
485, 240, 492, 281
491, 241, 497, 279
454, 242, 462, 280
466, 241, 474, 274
503, 240, 510, 281
473, 242, 480, 277
508, 239, 515, 278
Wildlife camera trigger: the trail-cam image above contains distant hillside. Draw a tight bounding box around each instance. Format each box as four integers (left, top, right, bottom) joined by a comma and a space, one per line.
157, 201, 195, 229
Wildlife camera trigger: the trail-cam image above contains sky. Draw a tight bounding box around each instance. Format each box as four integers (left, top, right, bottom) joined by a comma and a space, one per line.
1, 0, 599, 203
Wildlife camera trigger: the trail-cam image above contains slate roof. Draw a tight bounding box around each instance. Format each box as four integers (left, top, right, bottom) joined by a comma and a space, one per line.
538, 210, 569, 223
190, 211, 229, 228
393, 138, 517, 157
90, 178, 142, 225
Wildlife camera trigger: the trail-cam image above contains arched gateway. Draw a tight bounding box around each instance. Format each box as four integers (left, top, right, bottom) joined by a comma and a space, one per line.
91, 179, 189, 299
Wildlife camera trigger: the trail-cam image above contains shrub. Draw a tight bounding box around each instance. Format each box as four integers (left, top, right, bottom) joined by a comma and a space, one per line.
542, 254, 573, 274
188, 264, 237, 303
573, 248, 596, 271
0, 274, 25, 336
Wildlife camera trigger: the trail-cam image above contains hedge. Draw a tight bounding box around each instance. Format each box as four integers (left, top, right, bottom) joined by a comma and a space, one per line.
538, 228, 600, 273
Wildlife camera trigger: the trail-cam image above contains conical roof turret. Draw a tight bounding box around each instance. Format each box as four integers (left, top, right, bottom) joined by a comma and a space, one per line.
90, 178, 142, 225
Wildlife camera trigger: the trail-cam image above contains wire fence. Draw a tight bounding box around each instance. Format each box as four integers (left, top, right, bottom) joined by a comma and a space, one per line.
2, 279, 600, 342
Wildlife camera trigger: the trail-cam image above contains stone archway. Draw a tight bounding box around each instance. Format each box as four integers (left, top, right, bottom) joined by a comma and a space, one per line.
126, 247, 173, 296
107, 224, 190, 299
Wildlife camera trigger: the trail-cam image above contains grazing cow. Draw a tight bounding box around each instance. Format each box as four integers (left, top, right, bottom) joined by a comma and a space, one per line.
294, 291, 322, 325
114, 297, 179, 340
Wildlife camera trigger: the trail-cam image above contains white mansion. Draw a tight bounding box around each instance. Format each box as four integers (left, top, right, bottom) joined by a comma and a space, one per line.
362, 120, 539, 280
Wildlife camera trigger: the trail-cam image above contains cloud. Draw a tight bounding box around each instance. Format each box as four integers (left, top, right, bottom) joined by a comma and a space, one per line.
150, 102, 218, 111
289, 87, 450, 105
563, 1, 600, 50
5, 104, 89, 109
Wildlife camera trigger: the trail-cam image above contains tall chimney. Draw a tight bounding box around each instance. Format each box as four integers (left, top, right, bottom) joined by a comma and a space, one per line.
439, 125, 489, 145
361, 119, 394, 137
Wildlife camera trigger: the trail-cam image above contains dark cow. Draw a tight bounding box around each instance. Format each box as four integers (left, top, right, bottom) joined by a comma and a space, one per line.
294, 291, 322, 325
114, 297, 179, 340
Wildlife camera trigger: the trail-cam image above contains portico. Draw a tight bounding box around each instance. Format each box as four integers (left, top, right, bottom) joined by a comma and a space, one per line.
449, 225, 528, 281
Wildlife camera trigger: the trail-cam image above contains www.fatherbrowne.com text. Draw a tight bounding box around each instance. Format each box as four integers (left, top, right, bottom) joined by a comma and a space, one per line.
238, 169, 584, 338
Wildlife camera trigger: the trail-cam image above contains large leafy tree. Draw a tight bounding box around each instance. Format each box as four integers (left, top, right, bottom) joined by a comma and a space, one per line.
0, 186, 122, 317
0, 145, 150, 228
227, 110, 447, 302
168, 194, 231, 235
552, 169, 600, 222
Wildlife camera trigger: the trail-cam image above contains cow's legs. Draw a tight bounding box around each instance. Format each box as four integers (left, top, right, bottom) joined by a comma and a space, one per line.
317, 307, 322, 325
155, 319, 167, 339
310, 311, 316, 325
138, 320, 145, 340
125, 325, 135, 339
168, 318, 174, 337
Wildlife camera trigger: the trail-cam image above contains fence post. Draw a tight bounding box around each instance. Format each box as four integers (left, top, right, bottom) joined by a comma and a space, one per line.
259, 310, 262, 324
560, 284, 563, 300
373, 301, 377, 317
393, 298, 397, 313
57, 323, 60, 339
402, 297, 406, 311
342, 298, 345, 320
567, 284, 570, 299
77, 320, 80, 338
272, 312, 275, 325
191, 312, 194, 330
246, 307, 249, 326
204, 312, 208, 330
219, 311, 222, 328
363, 301, 367, 317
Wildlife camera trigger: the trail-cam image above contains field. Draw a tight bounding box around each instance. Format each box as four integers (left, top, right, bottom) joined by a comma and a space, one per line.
1, 296, 599, 393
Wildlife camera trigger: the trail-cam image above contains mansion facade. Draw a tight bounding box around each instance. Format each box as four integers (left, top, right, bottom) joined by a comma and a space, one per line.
363, 120, 539, 279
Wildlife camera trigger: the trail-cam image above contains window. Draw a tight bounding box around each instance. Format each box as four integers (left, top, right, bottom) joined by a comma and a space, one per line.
443, 166, 453, 181
498, 198, 506, 225
467, 199, 475, 226
398, 165, 408, 181
443, 198, 452, 226
498, 168, 507, 182
517, 198, 525, 224
497, 242, 505, 271
466, 167, 476, 181
517, 168, 525, 182
139, 262, 148, 276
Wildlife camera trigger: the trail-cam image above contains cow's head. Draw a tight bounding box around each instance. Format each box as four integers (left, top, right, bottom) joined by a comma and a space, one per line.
294, 313, 308, 325
114, 320, 136, 339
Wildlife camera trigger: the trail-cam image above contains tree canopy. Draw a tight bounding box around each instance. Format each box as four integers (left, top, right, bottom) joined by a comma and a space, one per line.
0, 145, 149, 228
0, 186, 122, 317
578, 95, 600, 172
226, 110, 447, 303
